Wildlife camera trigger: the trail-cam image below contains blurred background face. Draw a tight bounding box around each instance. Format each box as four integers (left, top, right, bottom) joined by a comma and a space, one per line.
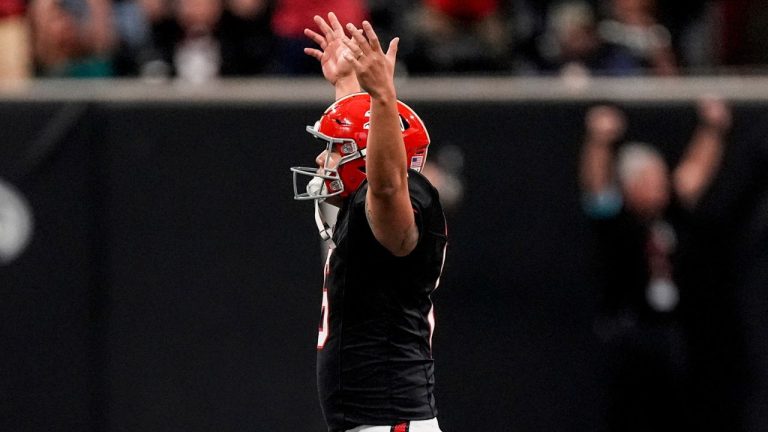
549, 3, 598, 61
622, 157, 670, 220
226, 0, 267, 19
176, 0, 222, 35
32, 0, 81, 57
559, 23, 598, 60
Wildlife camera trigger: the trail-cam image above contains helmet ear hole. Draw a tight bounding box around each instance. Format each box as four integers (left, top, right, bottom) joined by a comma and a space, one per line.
399, 114, 411, 131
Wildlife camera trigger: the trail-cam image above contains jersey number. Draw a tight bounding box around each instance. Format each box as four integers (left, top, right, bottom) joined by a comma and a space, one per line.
317, 250, 333, 349
317, 288, 329, 349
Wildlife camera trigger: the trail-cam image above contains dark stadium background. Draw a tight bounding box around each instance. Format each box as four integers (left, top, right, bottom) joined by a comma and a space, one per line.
0, 90, 766, 431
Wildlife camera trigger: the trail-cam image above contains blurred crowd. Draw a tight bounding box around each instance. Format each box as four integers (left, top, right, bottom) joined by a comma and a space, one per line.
1, 0, 768, 83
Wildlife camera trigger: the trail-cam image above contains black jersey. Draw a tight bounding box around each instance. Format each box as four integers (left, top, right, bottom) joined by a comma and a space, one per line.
317, 170, 447, 432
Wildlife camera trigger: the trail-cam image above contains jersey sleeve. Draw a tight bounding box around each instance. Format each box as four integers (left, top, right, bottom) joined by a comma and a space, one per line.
350, 170, 443, 241
406, 171, 441, 237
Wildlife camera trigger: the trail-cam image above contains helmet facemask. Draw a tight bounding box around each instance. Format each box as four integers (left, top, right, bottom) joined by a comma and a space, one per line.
291, 125, 364, 202
291, 123, 365, 242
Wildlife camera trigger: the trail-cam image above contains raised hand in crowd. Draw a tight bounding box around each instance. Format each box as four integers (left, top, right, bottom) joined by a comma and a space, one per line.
585, 105, 627, 146
581, 105, 627, 195
674, 97, 732, 208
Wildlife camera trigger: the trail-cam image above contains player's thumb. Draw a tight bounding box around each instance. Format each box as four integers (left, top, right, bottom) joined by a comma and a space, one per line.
386, 37, 399, 62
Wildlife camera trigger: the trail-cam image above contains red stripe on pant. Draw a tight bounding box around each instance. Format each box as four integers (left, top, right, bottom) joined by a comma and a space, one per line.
391, 422, 409, 432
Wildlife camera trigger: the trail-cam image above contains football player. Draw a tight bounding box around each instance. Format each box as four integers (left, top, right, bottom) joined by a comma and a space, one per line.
291, 13, 447, 432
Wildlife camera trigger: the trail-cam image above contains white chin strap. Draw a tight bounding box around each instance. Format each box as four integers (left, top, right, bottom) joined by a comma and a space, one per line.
315, 200, 338, 242
307, 176, 338, 243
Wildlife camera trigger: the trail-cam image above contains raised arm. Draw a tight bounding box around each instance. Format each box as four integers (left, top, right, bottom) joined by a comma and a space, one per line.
342, 21, 417, 257
673, 97, 732, 209
580, 105, 627, 195
304, 12, 361, 100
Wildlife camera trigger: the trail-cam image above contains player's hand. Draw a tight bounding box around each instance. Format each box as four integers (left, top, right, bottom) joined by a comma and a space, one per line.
586, 105, 626, 145
304, 12, 356, 86
341, 21, 398, 100
697, 97, 732, 132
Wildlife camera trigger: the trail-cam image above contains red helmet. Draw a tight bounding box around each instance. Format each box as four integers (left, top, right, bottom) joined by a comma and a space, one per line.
292, 93, 431, 201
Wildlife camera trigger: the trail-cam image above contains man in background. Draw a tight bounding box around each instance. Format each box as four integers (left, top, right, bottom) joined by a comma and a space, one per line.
579, 99, 731, 431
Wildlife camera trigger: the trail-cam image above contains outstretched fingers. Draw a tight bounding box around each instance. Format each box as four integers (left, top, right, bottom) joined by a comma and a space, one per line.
304, 47, 323, 61
361, 21, 381, 52
346, 23, 372, 55
386, 37, 399, 63
314, 15, 334, 39
328, 12, 344, 36
304, 28, 327, 49
341, 37, 363, 65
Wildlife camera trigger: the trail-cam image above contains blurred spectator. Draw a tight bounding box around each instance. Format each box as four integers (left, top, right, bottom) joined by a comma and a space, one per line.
115, 0, 181, 78
271, 0, 367, 74
110, 0, 164, 77
171, 0, 223, 82
218, 0, 275, 75
0, 0, 31, 85
579, 99, 731, 431
15, 0, 768, 78
536, 1, 640, 76
401, 0, 512, 74
132, 0, 275, 82
29, 0, 116, 77
597, 0, 679, 75
655, 0, 714, 70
